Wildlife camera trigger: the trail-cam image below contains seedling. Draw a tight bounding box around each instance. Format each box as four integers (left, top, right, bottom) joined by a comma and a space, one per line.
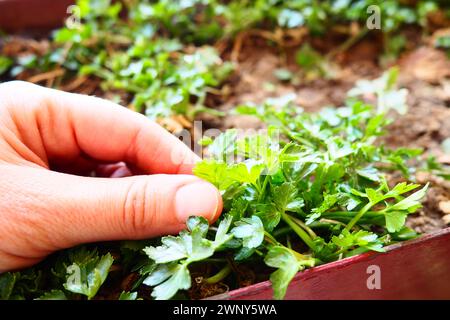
139, 69, 429, 300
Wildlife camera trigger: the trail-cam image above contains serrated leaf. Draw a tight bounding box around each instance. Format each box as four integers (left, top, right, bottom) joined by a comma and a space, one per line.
187, 227, 215, 263
356, 166, 380, 182
231, 216, 264, 249
193, 160, 233, 190
228, 161, 265, 186
214, 214, 234, 247
306, 193, 338, 224
206, 129, 237, 161
366, 188, 383, 203
150, 264, 191, 300
332, 229, 385, 253
64, 253, 114, 300
385, 182, 420, 198
384, 211, 408, 233
143, 236, 187, 263
143, 264, 175, 287
264, 246, 313, 300
144, 216, 215, 265
265, 247, 300, 300
186, 216, 209, 237
254, 203, 281, 232
388, 183, 428, 212
272, 182, 303, 213
227, 198, 248, 221
331, 230, 354, 248
234, 246, 256, 261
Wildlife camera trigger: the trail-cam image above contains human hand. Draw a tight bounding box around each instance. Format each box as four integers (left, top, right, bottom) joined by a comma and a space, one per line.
0, 81, 222, 272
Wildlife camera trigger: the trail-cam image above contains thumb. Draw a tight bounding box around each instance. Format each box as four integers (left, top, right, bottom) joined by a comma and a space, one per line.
61, 173, 223, 246
2, 166, 222, 254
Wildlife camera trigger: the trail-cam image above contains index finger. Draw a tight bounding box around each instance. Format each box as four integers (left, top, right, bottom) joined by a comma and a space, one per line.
1, 81, 199, 174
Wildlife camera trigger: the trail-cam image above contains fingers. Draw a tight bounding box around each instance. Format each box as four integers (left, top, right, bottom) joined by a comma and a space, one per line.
95, 162, 133, 178
0, 81, 199, 174
0, 165, 222, 269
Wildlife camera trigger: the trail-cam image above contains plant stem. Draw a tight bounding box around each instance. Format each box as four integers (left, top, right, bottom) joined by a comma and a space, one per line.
193, 105, 226, 117
206, 264, 232, 284
327, 28, 369, 59
289, 215, 317, 239
258, 174, 270, 201
319, 218, 346, 226
286, 235, 292, 249
265, 231, 309, 262
318, 215, 384, 226
255, 249, 264, 256
290, 248, 307, 261
264, 231, 279, 245
322, 211, 382, 217
345, 202, 374, 231
281, 212, 316, 251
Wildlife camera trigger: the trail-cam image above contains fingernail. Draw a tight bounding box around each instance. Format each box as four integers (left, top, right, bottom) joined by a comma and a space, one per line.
175, 181, 221, 223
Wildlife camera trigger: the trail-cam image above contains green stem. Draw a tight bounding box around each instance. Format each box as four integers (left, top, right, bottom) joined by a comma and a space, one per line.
322, 211, 382, 217
258, 175, 270, 201
321, 210, 386, 226
319, 218, 346, 226
264, 231, 279, 245
281, 212, 316, 251
289, 215, 317, 239
206, 264, 232, 284
290, 248, 308, 261
255, 249, 264, 256
192, 105, 226, 117
345, 202, 374, 231
327, 28, 369, 59
265, 231, 310, 262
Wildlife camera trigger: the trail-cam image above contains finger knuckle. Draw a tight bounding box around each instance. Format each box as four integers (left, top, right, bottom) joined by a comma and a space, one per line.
122, 178, 162, 237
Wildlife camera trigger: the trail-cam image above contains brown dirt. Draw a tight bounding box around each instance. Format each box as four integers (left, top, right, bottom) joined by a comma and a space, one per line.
204, 33, 382, 130
188, 277, 229, 300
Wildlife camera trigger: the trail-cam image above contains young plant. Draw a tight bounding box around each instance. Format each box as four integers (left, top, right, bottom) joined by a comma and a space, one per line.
139, 69, 429, 299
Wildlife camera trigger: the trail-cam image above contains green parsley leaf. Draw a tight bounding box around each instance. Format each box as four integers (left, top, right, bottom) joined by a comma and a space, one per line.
231, 216, 265, 249
64, 252, 114, 300
265, 246, 314, 300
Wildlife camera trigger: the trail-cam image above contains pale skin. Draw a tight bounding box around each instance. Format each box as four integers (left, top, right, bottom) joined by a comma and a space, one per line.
0, 81, 223, 272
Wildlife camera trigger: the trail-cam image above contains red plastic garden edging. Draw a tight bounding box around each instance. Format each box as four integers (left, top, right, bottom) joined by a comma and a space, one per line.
209, 227, 450, 299
0, 0, 74, 32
